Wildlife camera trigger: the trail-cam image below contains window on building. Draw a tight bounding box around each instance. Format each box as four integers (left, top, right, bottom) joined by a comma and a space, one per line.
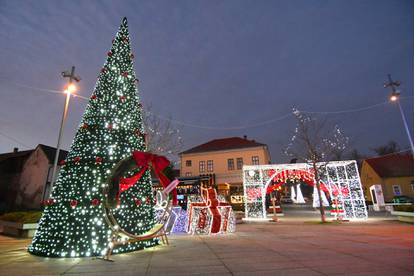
252, 156, 259, 165
227, 159, 235, 170
185, 160, 192, 167
199, 161, 206, 173
392, 185, 401, 196
185, 172, 192, 177
207, 160, 213, 172
236, 158, 243, 170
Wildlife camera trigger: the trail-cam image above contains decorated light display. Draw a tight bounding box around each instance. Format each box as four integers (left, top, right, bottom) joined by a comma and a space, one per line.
187, 187, 236, 235
29, 17, 157, 257
243, 161, 368, 221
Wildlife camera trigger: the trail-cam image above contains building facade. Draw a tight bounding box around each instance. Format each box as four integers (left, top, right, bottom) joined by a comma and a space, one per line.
0, 144, 67, 212
360, 154, 414, 202
179, 136, 271, 200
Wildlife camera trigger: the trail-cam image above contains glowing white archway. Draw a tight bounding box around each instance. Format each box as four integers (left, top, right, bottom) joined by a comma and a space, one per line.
243, 161, 368, 221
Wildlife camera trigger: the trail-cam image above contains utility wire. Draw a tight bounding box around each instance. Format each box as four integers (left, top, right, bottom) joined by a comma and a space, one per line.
0, 131, 30, 148
146, 111, 293, 130
2, 79, 414, 130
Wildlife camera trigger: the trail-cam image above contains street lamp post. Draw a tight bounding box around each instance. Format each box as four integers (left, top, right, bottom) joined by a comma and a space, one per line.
384, 74, 414, 157
48, 66, 81, 198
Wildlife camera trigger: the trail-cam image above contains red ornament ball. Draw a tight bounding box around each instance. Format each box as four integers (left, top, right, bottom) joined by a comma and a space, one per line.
81, 123, 88, 129
123, 37, 129, 43
107, 51, 113, 57
122, 71, 128, 77
70, 200, 78, 208
91, 199, 100, 206
134, 198, 142, 206
91, 94, 97, 100
59, 160, 66, 166
120, 95, 126, 102
107, 124, 113, 130
74, 156, 81, 163
42, 199, 55, 206
100, 68, 107, 73
95, 157, 103, 164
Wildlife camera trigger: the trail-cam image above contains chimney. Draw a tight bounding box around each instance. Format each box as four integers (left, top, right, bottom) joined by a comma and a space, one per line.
243, 135, 247, 140
13, 147, 19, 153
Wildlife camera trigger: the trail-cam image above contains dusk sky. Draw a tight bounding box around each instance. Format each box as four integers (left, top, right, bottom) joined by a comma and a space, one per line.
1, 0, 413, 163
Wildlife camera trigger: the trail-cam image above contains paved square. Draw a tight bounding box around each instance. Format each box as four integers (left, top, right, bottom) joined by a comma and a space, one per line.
0, 220, 413, 275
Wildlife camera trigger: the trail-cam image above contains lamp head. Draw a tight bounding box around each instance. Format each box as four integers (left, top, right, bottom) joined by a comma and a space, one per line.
65, 83, 77, 94
389, 91, 400, 102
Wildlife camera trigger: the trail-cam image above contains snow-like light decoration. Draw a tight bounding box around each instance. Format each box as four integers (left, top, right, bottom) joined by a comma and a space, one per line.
187, 188, 236, 235
28, 18, 158, 257
154, 205, 187, 233
243, 161, 368, 221
171, 207, 188, 233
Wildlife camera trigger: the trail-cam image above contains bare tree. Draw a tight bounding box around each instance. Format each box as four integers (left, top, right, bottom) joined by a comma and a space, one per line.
347, 149, 365, 169
143, 105, 183, 163
285, 109, 348, 222
371, 140, 400, 156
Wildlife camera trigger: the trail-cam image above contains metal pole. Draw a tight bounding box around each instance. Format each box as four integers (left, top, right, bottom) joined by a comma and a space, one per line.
49, 92, 71, 196
397, 100, 414, 157
47, 66, 80, 198
383, 74, 414, 157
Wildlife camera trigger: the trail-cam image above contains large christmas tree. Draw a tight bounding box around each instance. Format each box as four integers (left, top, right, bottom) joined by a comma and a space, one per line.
29, 17, 157, 257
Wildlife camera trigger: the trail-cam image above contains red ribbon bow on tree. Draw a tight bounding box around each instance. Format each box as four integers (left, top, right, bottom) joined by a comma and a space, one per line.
118, 151, 177, 205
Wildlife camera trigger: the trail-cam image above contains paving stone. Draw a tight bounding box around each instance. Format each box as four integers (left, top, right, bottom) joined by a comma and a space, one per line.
0, 221, 413, 275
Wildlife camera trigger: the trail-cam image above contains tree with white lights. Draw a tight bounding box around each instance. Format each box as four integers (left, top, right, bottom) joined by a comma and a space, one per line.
285, 109, 348, 222
29, 18, 157, 257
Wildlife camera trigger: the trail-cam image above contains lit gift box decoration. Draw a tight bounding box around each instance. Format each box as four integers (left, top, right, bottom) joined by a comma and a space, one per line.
187, 187, 236, 235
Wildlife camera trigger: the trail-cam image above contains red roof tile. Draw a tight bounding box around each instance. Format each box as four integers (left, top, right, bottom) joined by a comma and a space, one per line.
181, 137, 266, 154
365, 154, 414, 178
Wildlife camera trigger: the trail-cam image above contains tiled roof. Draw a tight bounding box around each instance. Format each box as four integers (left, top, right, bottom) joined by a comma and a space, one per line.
38, 144, 68, 163
365, 153, 414, 178
0, 150, 33, 163
181, 137, 266, 154
0, 144, 68, 164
